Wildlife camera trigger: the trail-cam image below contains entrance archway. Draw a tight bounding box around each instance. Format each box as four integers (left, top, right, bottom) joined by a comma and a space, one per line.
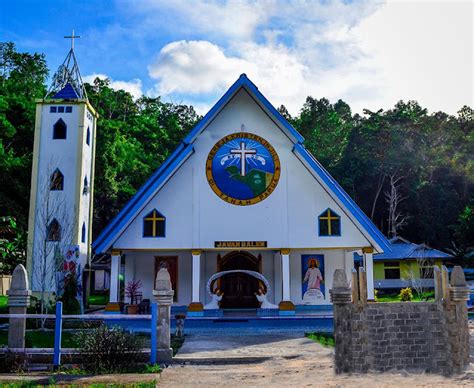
218, 251, 261, 308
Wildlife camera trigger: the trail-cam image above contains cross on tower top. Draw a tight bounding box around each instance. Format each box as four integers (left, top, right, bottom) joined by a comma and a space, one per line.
64, 29, 80, 50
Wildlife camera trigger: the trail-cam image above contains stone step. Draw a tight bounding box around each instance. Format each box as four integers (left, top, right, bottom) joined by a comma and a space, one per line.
172, 355, 272, 365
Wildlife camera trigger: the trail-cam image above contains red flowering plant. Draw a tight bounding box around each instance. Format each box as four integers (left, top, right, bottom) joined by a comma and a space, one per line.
125, 280, 143, 305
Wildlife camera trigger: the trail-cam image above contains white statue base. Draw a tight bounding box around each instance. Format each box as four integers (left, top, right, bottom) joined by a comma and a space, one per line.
302, 288, 325, 305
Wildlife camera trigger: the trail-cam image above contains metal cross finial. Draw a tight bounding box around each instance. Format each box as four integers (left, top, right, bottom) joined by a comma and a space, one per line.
64, 29, 80, 50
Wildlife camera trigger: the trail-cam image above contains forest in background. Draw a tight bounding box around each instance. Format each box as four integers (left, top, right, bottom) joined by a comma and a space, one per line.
1, 43, 472, 272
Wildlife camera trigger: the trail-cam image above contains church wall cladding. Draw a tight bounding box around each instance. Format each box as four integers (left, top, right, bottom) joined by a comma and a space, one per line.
330, 266, 470, 376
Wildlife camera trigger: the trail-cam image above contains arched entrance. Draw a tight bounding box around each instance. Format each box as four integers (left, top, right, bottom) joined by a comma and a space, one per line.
218, 251, 261, 308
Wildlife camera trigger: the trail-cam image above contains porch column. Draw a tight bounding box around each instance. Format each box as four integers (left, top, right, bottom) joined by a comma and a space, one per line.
344, 250, 354, 284
106, 250, 121, 313
188, 250, 203, 316
363, 247, 375, 300
279, 249, 295, 315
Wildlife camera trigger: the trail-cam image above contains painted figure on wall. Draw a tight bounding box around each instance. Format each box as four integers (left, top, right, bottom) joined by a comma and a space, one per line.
302, 255, 325, 304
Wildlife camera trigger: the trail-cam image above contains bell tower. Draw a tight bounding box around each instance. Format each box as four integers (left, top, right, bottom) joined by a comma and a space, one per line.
26, 34, 98, 292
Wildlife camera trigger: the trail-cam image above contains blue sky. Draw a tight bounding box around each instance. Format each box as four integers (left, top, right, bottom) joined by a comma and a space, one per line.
1, 0, 472, 115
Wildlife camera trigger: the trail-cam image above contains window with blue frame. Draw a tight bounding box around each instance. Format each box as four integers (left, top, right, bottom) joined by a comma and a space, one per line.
47, 219, 61, 241
143, 209, 166, 237
53, 119, 67, 139
318, 208, 341, 236
81, 222, 86, 243
86, 127, 90, 146
50, 168, 64, 190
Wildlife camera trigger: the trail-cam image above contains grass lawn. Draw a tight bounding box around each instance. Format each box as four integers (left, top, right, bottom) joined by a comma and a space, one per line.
305, 332, 335, 347
0, 295, 7, 308
0, 330, 78, 348
88, 294, 109, 305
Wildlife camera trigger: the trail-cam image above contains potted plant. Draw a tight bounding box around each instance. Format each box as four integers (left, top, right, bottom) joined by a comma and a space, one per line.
125, 280, 142, 314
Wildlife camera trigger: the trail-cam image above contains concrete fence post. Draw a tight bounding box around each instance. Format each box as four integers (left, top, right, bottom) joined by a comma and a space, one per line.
7, 264, 31, 349
433, 266, 442, 302
448, 266, 470, 371
441, 265, 450, 304
351, 268, 359, 303
330, 269, 353, 373
358, 267, 367, 305
152, 268, 175, 363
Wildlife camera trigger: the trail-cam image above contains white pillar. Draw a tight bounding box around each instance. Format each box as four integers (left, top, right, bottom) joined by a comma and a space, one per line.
109, 251, 121, 303
281, 249, 290, 301
279, 249, 295, 314
344, 250, 354, 284
363, 248, 375, 300
191, 250, 201, 303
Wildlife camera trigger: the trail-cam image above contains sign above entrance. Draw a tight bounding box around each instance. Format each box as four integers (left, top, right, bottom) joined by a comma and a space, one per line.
214, 241, 268, 248
206, 132, 280, 205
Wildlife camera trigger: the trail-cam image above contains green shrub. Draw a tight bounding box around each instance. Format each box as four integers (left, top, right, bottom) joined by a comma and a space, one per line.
399, 287, 413, 302
75, 324, 143, 373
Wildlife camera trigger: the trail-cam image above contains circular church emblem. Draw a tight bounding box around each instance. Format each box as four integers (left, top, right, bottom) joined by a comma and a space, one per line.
206, 132, 280, 206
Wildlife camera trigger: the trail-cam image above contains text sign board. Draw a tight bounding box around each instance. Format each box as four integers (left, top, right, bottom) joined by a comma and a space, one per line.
214, 241, 268, 248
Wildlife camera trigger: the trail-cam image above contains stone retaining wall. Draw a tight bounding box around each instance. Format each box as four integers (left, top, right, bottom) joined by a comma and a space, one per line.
330, 266, 470, 376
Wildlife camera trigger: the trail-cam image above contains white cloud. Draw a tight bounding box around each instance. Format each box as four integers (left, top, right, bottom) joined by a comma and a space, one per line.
83, 73, 143, 100
140, 0, 472, 115
148, 40, 308, 113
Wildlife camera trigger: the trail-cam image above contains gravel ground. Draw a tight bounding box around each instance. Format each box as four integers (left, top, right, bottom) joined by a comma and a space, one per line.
158, 324, 474, 387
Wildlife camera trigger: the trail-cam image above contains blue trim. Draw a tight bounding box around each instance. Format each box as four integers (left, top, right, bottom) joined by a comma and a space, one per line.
53, 302, 63, 367
183, 74, 305, 145
293, 143, 391, 252
92, 143, 194, 252
150, 303, 157, 364
318, 208, 342, 237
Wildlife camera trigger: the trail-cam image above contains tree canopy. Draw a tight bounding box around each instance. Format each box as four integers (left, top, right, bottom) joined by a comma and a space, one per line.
0, 42, 472, 271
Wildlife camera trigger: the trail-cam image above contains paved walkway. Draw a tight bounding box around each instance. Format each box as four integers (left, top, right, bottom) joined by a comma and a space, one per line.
159, 333, 474, 387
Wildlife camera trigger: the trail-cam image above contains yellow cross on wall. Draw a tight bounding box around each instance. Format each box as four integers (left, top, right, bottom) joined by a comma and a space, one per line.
144, 210, 165, 237
320, 209, 339, 235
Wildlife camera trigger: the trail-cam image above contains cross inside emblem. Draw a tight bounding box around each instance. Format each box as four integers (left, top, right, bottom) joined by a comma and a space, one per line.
230, 141, 256, 176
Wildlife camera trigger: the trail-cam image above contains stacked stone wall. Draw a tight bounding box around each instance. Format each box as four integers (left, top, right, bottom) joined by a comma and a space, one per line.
330, 266, 470, 376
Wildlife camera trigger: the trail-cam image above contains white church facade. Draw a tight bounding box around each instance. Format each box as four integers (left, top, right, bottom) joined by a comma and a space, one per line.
27, 46, 390, 315
92, 74, 390, 315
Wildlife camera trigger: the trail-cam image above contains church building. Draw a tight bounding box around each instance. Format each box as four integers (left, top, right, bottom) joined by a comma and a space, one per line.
28, 45, 390, 315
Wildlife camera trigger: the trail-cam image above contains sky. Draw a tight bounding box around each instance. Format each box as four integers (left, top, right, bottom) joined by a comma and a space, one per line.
1, 0, 472, 115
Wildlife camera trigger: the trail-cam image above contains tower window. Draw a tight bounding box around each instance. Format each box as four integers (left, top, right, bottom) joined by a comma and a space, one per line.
143, 209, 166, 237
86, 127, 90, 146
50, 169, 64, 191
81, 222, 86, 243
66, 106, 72, 113
58, 106, 64, 113
53, 119, 67, 139
50, 106, 57, 113
83, 176, 89, 195
318, 208, 341, 236
47, 219, 61, 241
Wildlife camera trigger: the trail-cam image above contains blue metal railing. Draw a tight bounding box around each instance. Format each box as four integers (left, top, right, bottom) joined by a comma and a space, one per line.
0, 302, 159, 368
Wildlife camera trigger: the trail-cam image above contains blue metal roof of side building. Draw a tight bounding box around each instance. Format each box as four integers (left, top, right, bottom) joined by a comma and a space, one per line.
52, 83, 80, 99
356, 236, 453, 261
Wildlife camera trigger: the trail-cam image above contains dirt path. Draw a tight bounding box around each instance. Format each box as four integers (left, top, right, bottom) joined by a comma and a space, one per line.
159, 331, 474, 387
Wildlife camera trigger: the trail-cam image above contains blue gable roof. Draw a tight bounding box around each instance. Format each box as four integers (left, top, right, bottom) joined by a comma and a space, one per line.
52, 83, 80, 99
93, 74, 391, 253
